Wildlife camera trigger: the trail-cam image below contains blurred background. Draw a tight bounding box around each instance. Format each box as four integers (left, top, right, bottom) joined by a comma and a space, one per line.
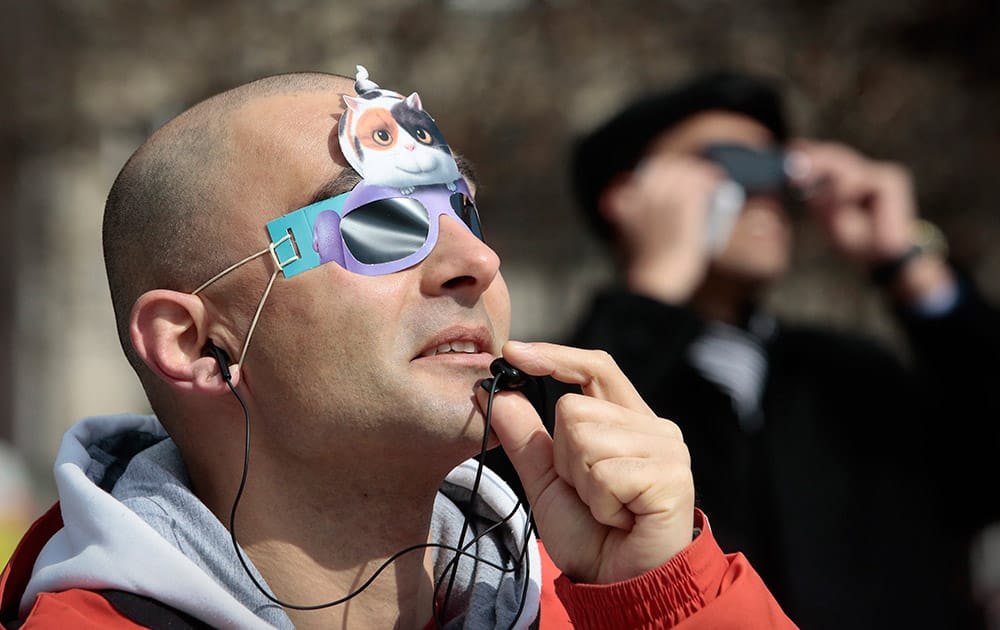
1, 0, 997, 563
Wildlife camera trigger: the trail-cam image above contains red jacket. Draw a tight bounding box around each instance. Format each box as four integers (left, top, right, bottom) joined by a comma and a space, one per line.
3, 504, 794, 629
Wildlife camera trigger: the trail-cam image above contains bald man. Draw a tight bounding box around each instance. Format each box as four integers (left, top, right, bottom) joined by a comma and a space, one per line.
1, 71, 792, 629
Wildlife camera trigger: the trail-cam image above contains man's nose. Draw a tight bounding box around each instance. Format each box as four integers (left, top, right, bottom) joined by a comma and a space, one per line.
418, 215, 500, 301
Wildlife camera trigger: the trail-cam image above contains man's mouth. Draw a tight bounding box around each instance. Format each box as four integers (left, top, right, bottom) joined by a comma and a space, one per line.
421, 340, 479, 357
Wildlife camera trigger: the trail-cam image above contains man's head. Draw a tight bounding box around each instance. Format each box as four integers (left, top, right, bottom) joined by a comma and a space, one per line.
103, 72, 353, 379
571, 70, 793, 287
103, 71, 509, 470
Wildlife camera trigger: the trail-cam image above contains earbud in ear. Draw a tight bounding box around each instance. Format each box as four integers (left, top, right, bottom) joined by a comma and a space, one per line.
207, 340, 232, 382
480, 357, 531, 392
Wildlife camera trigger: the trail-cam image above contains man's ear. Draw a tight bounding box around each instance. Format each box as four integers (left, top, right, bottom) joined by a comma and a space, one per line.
129, 289, 240, 394
597, 171, 636, 225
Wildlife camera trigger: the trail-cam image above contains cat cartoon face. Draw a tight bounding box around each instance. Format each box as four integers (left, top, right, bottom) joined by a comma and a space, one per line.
338, 68, 460, 194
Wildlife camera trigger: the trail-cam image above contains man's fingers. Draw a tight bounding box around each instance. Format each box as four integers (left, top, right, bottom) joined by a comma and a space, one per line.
499, 341, 654, 415
579, 456, 693, 530
478, 386, 555, 506
484, 343, 699, 583
575, 458, 642, 531
551, 397, 689, 524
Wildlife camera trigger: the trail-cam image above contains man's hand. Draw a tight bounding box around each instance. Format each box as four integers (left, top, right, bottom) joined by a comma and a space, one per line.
478, 341, 695, 585
790, 138, 955, 303
789, 139, 917, 264
604, 155, 728, 304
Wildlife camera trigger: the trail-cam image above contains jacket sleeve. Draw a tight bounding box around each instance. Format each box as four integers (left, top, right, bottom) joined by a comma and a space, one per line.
538, 510, 796, 630
896, 270, 1000, 387
894, 272, 1000, 532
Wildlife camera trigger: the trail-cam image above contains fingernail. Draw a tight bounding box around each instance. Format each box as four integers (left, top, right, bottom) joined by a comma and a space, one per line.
506, 341, 532, 351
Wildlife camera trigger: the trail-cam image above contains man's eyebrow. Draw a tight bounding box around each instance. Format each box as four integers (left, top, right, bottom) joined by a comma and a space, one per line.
306, 154, 480, 206
308, 169, 361, 205
453, 153, 479, 190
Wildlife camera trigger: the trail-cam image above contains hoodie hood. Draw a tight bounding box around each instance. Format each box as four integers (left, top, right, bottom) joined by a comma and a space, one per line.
432, 459, 542, 629
20, 414, 273, 628
18, 414, 541, 629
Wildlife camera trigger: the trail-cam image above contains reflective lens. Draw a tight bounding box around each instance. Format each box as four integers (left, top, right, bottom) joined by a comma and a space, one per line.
450, 192, 484, 240
340, 197, 430, 264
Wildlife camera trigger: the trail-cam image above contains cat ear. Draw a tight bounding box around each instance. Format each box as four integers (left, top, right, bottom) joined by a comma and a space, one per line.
404, 92, 424, 111
343, 95, 364, 113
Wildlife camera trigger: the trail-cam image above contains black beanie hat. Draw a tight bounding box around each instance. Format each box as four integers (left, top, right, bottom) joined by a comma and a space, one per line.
570, 70, 788, 241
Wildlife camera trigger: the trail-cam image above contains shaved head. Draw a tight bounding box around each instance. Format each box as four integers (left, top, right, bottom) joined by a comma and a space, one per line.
103, 72, 354, 374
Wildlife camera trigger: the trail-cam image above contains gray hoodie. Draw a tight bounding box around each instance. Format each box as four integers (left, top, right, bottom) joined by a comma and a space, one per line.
20, 414, 541, 629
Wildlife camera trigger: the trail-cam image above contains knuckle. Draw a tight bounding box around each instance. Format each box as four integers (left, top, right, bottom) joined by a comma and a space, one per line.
587, 459, 619, 491
554, 392, 585, 420
659, 417, 684, 442
673, 441, 692, 469
585, 348, 614, 366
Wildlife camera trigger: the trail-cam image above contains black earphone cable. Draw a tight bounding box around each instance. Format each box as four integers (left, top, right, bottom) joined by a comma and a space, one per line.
433, 375, 534, 630
434, 373, 533, 628
435, 375, 498, 621
224, 372, 533, 624
431, 498, 531, 626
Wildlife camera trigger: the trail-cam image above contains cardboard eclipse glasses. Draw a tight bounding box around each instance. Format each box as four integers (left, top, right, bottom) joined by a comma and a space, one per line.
266, 179, 483, 279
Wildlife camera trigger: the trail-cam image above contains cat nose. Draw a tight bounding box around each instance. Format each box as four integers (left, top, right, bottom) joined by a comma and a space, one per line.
404, 142, 415, 151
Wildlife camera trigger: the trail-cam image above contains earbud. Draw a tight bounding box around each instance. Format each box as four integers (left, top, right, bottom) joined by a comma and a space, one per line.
207, 340, 232, 382
480, 357, 531, 392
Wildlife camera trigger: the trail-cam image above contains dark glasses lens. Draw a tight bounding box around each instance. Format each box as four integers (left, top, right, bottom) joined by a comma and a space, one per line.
341, 197, 430, 264
450, 193, 484, 240
702, 143, 788, 194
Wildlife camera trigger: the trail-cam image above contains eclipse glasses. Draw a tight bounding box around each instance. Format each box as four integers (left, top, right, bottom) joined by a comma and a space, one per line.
702, 143, 792, 195
267, 179, 483, 279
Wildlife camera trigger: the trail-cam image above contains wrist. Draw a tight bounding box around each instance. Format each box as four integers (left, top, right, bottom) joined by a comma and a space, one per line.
627, 254, 704, 305
870, 219, 948, 287
892, 254, 956, 309
870, 244, 922, 287
870, 219, 955, 306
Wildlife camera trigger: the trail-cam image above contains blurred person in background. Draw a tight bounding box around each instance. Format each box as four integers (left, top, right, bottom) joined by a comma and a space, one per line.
564, 70, 1000, 629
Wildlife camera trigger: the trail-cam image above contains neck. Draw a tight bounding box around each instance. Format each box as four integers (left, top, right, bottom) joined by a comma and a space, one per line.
242, 485, 438, 630
690, 272, 761, 325
185, 430, 453, 629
